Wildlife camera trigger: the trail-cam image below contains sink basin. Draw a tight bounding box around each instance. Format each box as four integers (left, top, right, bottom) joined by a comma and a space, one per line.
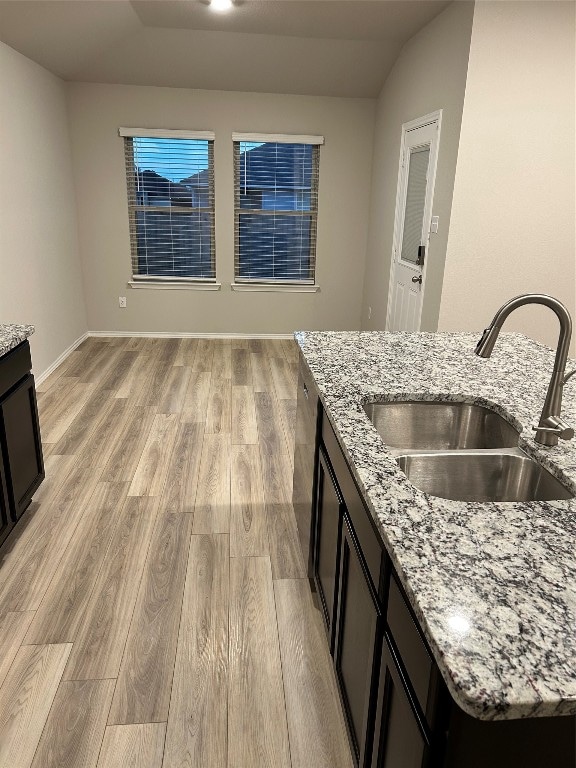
396, 451, 574, 502
363, 401, 519, 450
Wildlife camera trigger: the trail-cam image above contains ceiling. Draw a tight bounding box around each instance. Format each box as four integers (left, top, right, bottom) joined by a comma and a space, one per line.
0, 0, 451, 97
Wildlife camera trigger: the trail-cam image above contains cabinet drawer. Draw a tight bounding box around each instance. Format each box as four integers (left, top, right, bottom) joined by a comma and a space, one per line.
0, 342, 32, 397
322, 415, 383, 591
387, 576, 433, 717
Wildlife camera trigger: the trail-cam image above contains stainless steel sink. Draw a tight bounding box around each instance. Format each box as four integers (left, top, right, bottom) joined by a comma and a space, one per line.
396, 450, 574, 502
363, 401, 519, 450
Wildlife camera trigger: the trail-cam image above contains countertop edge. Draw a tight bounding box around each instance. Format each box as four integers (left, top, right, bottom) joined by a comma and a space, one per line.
0, 325, 35, 359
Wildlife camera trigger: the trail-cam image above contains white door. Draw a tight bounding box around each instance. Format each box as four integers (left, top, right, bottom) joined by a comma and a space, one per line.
386, 113, 441, 332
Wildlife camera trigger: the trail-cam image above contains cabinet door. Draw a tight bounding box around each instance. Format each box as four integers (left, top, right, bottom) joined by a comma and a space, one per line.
0, 373, 44, 520
372, 634, 427, 768
313, 447, 343, 649
0, 439, 11, 546
292, 360, 319, 577
334, 513, 382, 767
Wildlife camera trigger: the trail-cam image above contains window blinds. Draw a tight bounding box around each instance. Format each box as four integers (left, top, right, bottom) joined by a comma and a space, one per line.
233, 139, 321, 284
400, 145, 430, 266
123, 134, 216, 281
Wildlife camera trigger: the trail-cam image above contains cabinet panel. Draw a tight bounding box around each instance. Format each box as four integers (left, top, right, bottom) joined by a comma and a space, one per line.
292, 356, 320, 577
445, 706, 575, 768
0, 439, 11, 546
313, 447, 343, 648
322, 416, 382, 591
372, 636, 426, 768
0, 342, 32, 395
387, 576, 433, 716
0, 373, 44, 520
335, 513, 382, 767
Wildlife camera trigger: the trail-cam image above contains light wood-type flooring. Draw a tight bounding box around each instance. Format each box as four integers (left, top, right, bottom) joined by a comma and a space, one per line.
0, 336, 353, 768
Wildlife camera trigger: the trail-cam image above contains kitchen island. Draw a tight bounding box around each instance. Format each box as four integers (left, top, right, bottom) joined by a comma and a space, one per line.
293, 330, 576, 767
0, 324, 44, 544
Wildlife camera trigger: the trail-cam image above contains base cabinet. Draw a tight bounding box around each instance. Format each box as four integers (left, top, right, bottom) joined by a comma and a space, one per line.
0, 440, 11, 545
292, 353, 321, 578
0, 342, 44, 528
0, 373, 44, 520
313, 447, 343, 649
334, 513, 382, 767
372, 637, 427, 768
443, 705, 575, 768
305, 410, 576, 768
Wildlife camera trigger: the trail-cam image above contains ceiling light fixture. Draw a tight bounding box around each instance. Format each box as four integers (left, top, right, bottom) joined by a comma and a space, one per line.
210, 0, 233, 11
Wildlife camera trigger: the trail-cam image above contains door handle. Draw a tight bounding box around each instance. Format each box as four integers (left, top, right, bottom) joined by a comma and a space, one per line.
411, 275, 422, 284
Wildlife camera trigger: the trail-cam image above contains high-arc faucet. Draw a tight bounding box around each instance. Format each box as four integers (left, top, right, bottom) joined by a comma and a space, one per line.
475, 294, 574, 447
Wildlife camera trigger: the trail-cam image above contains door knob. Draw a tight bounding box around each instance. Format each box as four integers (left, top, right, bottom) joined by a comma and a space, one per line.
411, 275, 422, 284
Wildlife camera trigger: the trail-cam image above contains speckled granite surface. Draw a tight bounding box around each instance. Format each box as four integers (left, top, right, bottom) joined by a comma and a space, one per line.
295, 330, 576, 722
0, 324, 34, 357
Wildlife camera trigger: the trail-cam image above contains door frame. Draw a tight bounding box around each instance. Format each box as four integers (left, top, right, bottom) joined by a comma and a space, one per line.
385, 110, 442, 332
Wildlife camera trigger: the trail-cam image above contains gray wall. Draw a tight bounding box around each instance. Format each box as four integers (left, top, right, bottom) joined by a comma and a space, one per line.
439, 0, 576, 353
66, 83, 375, 334
360, 1, 474, 332
0, 41, 87, 375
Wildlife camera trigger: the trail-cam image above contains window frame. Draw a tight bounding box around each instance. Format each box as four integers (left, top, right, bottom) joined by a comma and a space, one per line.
119, 127, 218, 288
232, 132, 323, 289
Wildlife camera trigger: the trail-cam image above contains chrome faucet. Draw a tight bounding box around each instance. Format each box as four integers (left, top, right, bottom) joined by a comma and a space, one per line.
475, 294, 574, 446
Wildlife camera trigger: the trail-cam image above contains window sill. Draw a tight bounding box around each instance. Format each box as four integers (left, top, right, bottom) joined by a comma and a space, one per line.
128, 280, 221, 291
231, 283, 320, 293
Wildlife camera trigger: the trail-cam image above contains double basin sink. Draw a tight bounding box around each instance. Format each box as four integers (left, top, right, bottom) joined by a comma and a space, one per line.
363, 401, 574, 503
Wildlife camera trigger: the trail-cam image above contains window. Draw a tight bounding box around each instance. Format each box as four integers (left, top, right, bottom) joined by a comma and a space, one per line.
120, 128, 216, 283
233, 133, 323, 285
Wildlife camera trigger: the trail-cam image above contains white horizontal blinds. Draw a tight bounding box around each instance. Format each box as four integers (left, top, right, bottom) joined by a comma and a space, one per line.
123, 135, 215, 281
400, 145, 430, 265
233, 139, 320, 284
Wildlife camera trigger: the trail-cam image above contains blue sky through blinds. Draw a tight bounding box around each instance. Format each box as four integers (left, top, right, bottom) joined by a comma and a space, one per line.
133, 138, 264, 182
133, 137, 209, 182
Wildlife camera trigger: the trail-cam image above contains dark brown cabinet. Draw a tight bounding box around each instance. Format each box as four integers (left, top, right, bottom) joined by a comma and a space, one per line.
313, 447, 343, 649
0, 341, 44, 532
372, 636, 427, 768
334, 513, 382, 767
372, 575, 446, 768
292, 353, 321, 578
0, 439, 11, 546
0, 372, 44, 520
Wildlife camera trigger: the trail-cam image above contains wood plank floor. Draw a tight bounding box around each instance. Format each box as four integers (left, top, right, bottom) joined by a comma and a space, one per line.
0, 337, 353, 768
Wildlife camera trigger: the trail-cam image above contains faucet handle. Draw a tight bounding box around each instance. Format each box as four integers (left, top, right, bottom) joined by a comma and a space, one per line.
532, 415, 575, 441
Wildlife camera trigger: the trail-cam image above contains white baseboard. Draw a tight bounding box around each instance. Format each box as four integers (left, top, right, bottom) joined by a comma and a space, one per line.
87, 331, 295, 340
35, 332, 89, 386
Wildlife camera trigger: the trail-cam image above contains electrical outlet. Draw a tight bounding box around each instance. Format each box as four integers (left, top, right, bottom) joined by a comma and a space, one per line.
119, 296, 127, 308
368, 306, 372, 320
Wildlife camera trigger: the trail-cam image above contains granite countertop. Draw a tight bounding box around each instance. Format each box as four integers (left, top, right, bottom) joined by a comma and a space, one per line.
295, 330, 576, 722
0, 324, 34, 358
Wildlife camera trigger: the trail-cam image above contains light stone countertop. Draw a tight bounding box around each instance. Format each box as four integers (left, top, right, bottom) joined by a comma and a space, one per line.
0, 324, 34, 358
295, 330, 576, 722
